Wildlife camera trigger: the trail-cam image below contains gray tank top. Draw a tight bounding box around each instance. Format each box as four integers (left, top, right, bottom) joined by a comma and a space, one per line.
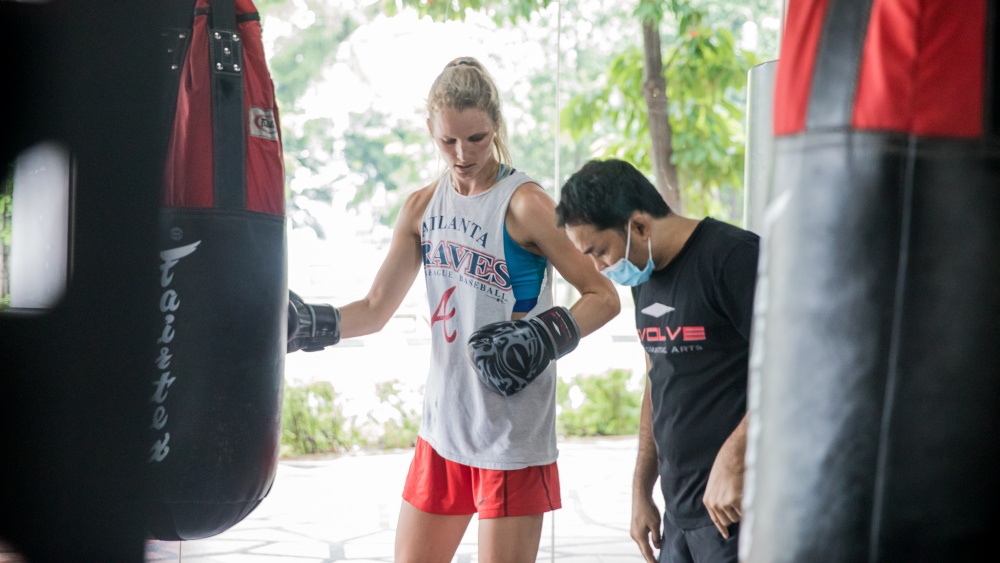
418, 170, 557, 469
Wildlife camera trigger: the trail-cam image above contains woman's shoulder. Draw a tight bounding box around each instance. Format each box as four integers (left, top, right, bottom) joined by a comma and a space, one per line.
505, 179, 557, 249
504, 168, 540, 190
402, 180, 440, 210
508, 179, 553, 214
394, 181, 440, 234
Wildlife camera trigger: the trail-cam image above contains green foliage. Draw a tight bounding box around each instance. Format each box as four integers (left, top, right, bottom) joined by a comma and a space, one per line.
562, 8, 757, 221
374, 0, 638, 195
261, 1, 362, 202
343, 110, 433, 213
508, 59, 596, 193
253, 0, 288, 10
369, 380, 421, 449
281, 381, 360, 456
382, 0, 554, 26
262, 0, 776, 227
282, 109, 433, 223
668, 22, 758, 218
662, 0, 704, 29
634, 0, 666, 25
557, 369, 642, 437
684, 0, 782, 60
386, 0, 768, 221
281, 117, 340, 203
0, 295, 9, 312
280, 369, 645, 456
280, 379, 423, 457
266, 5, 358, 110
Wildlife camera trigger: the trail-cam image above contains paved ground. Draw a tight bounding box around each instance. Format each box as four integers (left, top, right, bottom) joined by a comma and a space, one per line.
145, 436, 662, 562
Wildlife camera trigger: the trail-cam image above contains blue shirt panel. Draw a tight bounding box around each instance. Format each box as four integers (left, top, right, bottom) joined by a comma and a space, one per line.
503, 223, 547, 313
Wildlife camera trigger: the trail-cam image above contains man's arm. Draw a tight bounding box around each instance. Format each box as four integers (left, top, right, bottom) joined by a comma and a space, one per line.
702, 236, 757, 535
631, 354, 661, 563
703, 412, 748, 538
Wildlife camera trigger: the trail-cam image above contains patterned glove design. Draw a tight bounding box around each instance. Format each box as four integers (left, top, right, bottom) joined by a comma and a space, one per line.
467, 306, 581, 396
468, 320, 553, 396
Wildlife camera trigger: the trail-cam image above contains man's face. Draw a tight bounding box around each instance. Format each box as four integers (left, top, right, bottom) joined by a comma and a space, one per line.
564, 223, 629, 272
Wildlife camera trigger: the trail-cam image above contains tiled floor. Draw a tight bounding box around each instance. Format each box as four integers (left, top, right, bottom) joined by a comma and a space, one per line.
146, 436, 654, 562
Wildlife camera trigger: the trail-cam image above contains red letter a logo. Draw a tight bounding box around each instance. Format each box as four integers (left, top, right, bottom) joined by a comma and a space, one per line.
431, 286, 459, 343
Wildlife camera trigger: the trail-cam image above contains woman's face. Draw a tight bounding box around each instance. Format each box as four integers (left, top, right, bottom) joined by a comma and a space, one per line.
428, 107, 497, 180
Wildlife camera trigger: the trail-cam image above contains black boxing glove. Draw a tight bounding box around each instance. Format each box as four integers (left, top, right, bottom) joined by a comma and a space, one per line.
466, 306, 581, 397
287, 290, 341, 353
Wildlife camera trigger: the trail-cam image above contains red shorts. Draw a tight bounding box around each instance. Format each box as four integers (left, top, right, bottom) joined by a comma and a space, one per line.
402, 437, 561, 519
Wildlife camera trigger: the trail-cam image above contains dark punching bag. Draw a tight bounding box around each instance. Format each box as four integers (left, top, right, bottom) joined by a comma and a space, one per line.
148, 0, 286, 540
743, 1, 1000, 562
1, 2, 165, 560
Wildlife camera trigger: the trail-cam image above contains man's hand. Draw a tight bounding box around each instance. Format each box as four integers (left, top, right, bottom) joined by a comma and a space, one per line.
703, 433, 745, 539
630, 495, 662, 563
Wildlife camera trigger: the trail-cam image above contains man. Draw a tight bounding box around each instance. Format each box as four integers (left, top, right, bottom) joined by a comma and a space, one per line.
555, 159, 758, 563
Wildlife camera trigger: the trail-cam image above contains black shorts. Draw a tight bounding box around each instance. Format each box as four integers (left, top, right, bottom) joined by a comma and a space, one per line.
660, 517, 739, 563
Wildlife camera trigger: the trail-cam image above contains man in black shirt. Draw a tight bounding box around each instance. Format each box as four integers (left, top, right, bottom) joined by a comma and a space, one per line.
555, 159, 759, 563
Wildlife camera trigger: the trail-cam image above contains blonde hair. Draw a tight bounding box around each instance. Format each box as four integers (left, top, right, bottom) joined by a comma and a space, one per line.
426, 56, 512, 168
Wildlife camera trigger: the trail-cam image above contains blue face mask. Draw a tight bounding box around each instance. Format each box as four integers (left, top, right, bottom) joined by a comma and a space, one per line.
602, 220, 654, 287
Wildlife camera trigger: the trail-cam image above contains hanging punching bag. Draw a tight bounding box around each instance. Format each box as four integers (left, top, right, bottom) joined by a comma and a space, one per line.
2, 1, 164, 560
743, 1, 1000, 561
148, 0, 286, 541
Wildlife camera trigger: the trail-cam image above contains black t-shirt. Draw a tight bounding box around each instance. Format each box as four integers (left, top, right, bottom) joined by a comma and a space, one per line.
632, 217, 759, 528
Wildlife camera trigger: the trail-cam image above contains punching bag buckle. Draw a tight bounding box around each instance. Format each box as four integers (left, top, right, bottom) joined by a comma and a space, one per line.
209, 30, 243, 74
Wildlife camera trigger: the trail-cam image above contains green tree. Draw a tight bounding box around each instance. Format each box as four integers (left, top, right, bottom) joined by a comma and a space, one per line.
380, 0, 771, 220
260, 0, 776, 223
563, 8, 757, 218
259, 0, 362, 203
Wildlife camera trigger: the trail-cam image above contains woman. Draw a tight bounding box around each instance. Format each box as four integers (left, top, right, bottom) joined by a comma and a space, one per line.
333, 56, 619, 561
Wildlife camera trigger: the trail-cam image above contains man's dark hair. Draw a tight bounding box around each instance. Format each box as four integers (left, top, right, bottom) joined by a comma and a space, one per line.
555, 159, 671, 231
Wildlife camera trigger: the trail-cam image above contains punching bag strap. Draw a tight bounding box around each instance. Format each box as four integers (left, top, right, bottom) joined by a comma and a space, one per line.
805, 0, 875, 130
208, 0, 247, 210
159, 1, 195, 158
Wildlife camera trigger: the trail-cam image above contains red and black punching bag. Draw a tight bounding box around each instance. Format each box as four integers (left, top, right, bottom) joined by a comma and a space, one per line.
149, 0, 286, 540
743, 1, 1000, 561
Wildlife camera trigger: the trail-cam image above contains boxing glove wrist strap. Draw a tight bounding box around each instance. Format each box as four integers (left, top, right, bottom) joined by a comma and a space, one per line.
531, 306, 580, 359
288, 290, 341, 353
304, 304, 341, 349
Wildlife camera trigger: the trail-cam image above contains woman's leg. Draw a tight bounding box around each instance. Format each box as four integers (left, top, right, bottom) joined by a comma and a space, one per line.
394, 499, 473, 563
477, 513, 545, 562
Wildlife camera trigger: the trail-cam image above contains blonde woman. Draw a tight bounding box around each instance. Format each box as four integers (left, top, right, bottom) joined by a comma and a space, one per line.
288, 56, 619, 561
